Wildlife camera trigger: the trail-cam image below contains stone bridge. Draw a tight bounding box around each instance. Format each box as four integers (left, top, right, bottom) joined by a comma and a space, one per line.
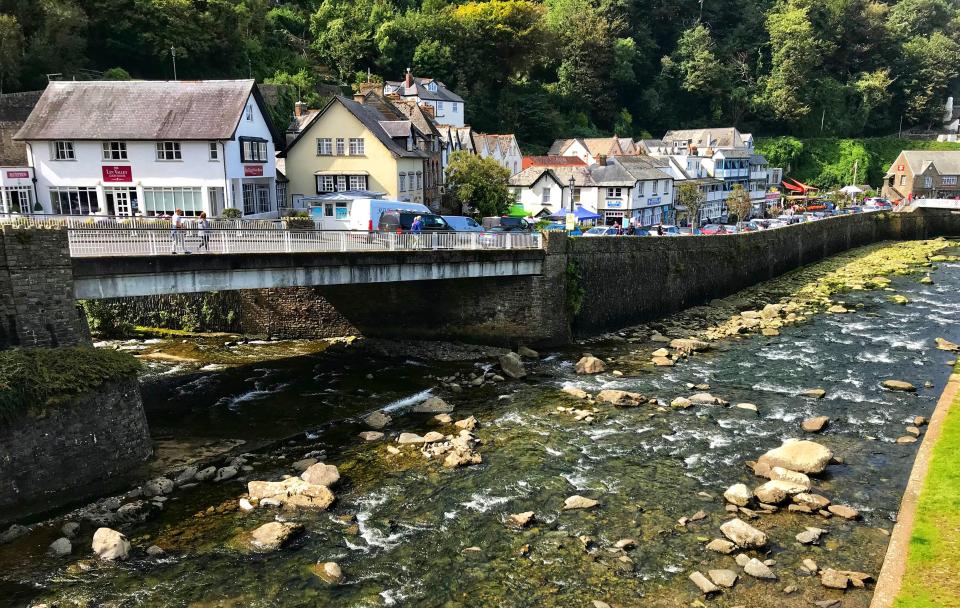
1, 207, 958, 350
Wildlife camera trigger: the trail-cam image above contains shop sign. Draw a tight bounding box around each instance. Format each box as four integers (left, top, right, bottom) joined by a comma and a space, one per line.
244, 165, 264, 177
5, 170, 29, 179
647, 197, 661, 205
102, 165, 132, 182
606, 200, 622, 208
765, 192, 781, 201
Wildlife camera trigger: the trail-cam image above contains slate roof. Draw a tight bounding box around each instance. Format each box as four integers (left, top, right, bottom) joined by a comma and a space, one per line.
509, 166, 593, 187
474, 133, 518, 157
14, 80, 277, 142
661, 127, 746, 149
547, 136, 635, 159
891, 150, 960, 176
611, 155, 674, 181
281, 95, 428, 159
522, 155, 587, 169
384, 76, 464, 103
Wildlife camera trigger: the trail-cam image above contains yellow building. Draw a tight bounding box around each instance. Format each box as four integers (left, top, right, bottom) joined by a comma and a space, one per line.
280, 93, 429, 208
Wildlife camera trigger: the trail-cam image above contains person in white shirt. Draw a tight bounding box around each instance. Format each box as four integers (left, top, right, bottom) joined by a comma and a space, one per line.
171, 208, 188, 254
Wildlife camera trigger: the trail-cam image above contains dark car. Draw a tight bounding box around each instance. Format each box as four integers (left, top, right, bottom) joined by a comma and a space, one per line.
378, 210, 451, 232
482, 216, 533, 232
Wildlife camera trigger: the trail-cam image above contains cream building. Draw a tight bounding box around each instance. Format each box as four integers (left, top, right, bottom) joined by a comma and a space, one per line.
280, 93, 429, 208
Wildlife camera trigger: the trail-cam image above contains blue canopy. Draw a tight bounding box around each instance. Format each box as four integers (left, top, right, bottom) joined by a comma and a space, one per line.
549, 206, 601, 221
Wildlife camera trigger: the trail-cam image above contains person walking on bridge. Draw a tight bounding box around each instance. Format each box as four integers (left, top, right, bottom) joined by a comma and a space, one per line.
171, 208, 187, 254
196, 212, 211, 253
411, 215, 424, 248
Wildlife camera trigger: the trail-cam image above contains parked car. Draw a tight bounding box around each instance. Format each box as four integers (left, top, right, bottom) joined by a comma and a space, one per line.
647, 224, 681, 236
723, 224, 741, 233
314, 198, 432, 232
377, 210, 451, 233
442, 215, 483, 232
700, 224, 727, 235
582, 226, 620, 237
542, 223, 583, 236
678, 227, 701, 236
482, 216, 533, 232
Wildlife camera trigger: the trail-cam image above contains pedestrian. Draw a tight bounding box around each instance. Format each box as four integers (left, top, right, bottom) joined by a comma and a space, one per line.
411, 214, 423, 247
657, 224, 664, 236
626, 224, 636, 236
197, 211, 211, 252
170, 208, 188, 254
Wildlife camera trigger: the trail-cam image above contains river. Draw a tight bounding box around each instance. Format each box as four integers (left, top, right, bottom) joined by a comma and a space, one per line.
2, 240, 959, 608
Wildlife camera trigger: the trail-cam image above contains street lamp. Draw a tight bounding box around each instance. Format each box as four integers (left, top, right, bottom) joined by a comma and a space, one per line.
568, 175, 576, 214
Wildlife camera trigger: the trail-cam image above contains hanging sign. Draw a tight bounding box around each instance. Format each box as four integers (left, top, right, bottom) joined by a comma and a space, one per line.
101, 166, 132, 182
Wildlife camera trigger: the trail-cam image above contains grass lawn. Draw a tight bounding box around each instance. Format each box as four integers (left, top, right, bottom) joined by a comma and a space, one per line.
893, 366, 960, 608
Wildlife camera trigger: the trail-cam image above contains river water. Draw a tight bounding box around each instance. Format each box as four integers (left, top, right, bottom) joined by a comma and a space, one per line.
3, 241, 960, 608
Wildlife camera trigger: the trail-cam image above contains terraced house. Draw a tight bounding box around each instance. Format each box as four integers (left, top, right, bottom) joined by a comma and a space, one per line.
882, 150, 960, 201
12, 79, 282, 218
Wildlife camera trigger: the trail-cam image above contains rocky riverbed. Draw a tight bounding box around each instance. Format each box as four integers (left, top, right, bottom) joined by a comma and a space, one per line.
1, 239, 959, 607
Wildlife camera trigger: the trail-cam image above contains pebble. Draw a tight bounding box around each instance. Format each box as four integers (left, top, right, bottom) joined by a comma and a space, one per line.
689, 571, 720, 594
743, 557, 776, 579
827, 505, 860, 520
708, 569, 738, 588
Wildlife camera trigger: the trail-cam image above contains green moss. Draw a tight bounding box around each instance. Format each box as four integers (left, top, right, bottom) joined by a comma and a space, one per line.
565, 261, 585, 316
894, 365, 960, 608
0, 347, 141, 424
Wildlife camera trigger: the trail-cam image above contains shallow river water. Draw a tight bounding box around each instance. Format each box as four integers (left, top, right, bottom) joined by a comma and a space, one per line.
3, 241, 960, 608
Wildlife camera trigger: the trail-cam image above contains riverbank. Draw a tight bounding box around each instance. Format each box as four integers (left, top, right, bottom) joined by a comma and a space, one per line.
871, 359, 960, 608
1, 239, 958, 607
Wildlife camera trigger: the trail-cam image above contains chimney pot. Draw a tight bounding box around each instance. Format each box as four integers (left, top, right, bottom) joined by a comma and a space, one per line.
405, 67, 413, 88
353, 93, 366, 104
294, 101, 306, 118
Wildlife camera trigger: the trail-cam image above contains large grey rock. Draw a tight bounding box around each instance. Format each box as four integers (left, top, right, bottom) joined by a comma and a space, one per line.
754, 480, 807, 504
214, 466, 238, 482
720, 518, 768, 548
300, 463, 340, 488
689, 571, 720, 594
358, 431, 384, 441
316, 561, 344, 584
92, 527, 130, 561
247, 478, 335, 510
364, 410, 392, 429
769, 466, 812, 489
48, 537, 72, 556
412, 396, 454, 413
563, 495, 599, 510
708, 569, 738, 588
802, 416, 830, 433
194, 466, 217, 482
142, 477, 174, 497
0, 524, 29, 544
795, 526, 826, 545
706, 538, 737, 554
689, 392, 726, 405
397, 432, 427, 444
249, 521, 303, 552
723, 483, 751, 506
517, 346, 539, 359
743, 557, 776, 579
498, 352, 527, 379
596, 389, 644, 407
757, 439, 833, 474
575, 356, 605, 374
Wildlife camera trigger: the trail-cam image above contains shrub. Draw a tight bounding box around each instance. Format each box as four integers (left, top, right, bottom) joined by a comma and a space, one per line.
221, 208, 242, 219
0, 347, 141, 425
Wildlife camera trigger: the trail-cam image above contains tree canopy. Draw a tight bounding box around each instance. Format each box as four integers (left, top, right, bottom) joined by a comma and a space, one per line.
2, 0, 959, 148
444, 150, 512, 217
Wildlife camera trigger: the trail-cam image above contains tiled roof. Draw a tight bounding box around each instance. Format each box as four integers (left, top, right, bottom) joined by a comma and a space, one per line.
509, 166, 593, 187
611, 155, 674, 181
15, 80, 272, 141
523, 155, 587, 169
384, 76, 464, 103
661, 127, 746, 149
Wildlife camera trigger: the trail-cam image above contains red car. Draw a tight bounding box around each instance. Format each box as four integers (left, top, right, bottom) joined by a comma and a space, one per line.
700, 224, 727, 235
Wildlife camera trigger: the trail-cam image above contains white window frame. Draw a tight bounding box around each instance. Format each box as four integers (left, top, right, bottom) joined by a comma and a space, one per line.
101, 141, 128, 161
336, 138, 345, 156
317, 138, 333, 156
399, 172, 407, 192
336, 176, 347, 192
209, 142, 220, 161
542, 188, 551, 204
416, 172, 423, 190
924, 176, 933, 188
52, 141, 75, 161
156, 141, 182, 161
942, 176, 958, 185
349, 175, 366, 190
245, 104, 254, 121
607, 187, 622, 198
349, 138, 365, 156
318, 175, 335, 193
900, 175, 906, 186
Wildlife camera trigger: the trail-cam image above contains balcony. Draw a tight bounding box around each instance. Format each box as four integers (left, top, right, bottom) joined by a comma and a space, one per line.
750, 170, 768, 180
713, 169, 749, 179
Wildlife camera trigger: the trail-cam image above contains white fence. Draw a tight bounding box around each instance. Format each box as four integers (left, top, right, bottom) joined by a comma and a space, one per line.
66, 228, 543, 257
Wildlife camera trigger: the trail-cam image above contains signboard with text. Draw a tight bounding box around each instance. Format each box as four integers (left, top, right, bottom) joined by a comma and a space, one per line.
647, 197, 661, 206
5, 170, 29, 179
101, 165, 132, 182
244, 165, 264, 177
605, 200, 622, 208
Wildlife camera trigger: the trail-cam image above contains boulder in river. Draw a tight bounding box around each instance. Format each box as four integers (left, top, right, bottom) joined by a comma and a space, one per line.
793, 493, 831, 510
689, 571, 720, 594
48, 537, 72, 556
575, 356, 606, 374
708, 569, 738, 588
508, 511, 535, 528
92, 528, 130, 561
562, 386, 589, 399
249, 521, 303, 552
706, 538, 737, 554
358, 431, 384, 441
498, 352, 527, 379
801, 388, 827, 399
142, 477, 174, 497
517, 346, 539, 359
802, 416, 830, 433
769, 467, 812, 489
757, 439, 833, 474
671, 397, 693, 409
596, 389, 645, 407
935, 337, 959, 352
364, 410, 392, 429
314, 561, 344, 584
820, 568, 849, 589
455, 416, 478, 431
247, 478, 335, 510
689, 393, 726, 406
214, 466, 238, 482
300, 463, 340, 488
670, 338, 710, 353
827, 504, 860, 520
412, 397, 454, 413
723, 484, 751, 507
796, 526, 826, 545
398, 433, 427, 444
754, 480, 806, 504
881, 379, 916, 392
563, 495, 599, 510
720, 518, 768, 548
743, 558, 776, 579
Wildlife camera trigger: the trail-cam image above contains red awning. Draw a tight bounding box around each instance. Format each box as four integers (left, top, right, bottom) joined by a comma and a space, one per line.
781, 180, 804, 192
790, 179, 818, 192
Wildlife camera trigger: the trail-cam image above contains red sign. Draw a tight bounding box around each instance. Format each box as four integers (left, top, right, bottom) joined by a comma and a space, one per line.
897, 164, 905, 171
102, 165, 132, 182
5, 170, 29, 179
244, 165, 264, 177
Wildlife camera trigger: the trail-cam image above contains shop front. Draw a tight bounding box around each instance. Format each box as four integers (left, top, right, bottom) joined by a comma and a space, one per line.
0, 167, 37, 214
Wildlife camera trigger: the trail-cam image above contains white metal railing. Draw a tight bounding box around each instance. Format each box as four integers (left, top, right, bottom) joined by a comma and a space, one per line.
0, 213, 282, 230
65, 228, 543, 257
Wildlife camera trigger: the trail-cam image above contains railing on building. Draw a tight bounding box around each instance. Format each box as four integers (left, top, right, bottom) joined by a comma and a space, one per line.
65, 227, 543, 258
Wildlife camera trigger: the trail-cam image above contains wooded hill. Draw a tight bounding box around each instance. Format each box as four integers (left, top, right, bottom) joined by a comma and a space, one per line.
1, 0, 958, 151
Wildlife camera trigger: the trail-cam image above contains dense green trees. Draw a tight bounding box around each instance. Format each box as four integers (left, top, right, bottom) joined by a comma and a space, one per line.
1, 0, 959, 148
444, 150, 512, 216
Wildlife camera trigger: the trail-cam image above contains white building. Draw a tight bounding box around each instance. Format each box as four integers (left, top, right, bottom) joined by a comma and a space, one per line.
548, 136, 639, 166
509, 155, 675, 227
0, 166, 35, 213
473, 133, 523, 175
13, 80, 282, 218
384, 70, 466, 127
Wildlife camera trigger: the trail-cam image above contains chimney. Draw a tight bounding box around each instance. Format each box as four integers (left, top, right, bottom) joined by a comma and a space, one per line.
420, 102, 435, 118
358, 82, 381, 97
354, 93, 366, 104
405, 67, 413, 88
294, 100, 306, 118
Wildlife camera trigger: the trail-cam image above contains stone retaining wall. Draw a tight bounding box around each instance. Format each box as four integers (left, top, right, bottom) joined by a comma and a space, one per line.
0, 379, 151, 523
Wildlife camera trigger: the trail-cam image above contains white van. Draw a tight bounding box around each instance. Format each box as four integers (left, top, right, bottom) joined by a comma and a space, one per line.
442, 215, 483, 232
309, 197, 432, 231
